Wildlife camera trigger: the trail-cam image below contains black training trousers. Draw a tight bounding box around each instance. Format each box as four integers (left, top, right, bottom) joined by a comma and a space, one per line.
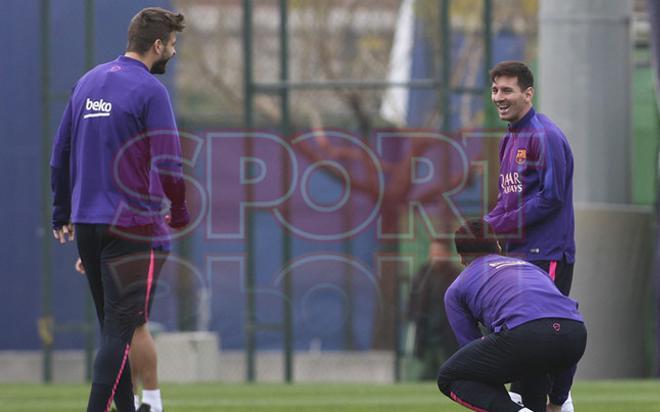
509, 257, 576, 400
437, 318, 587, 412
76, 224, 159, 412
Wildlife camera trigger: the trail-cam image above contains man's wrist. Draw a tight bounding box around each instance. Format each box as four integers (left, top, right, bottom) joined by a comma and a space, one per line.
168, 204, 190, 228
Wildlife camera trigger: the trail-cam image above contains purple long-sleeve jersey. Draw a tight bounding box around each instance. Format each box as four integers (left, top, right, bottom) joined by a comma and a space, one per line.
50, 55, 186, 249
444, 254, 583, 347
485, 108, 575, 263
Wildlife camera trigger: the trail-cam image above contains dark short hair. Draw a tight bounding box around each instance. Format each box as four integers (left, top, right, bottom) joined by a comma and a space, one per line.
454, 218, 500, 258
127, 7, 185, 54
489, 61, 534, 91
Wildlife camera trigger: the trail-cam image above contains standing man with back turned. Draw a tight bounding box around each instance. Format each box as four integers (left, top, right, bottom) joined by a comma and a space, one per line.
51, 8, 188, 412
485, 61, 576, 410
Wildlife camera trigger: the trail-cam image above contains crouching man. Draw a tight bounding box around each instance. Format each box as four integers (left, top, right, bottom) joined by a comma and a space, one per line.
437, 219, 586, 412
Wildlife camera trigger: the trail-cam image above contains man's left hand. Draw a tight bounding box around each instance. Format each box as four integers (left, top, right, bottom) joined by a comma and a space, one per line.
53, 223, 75, 244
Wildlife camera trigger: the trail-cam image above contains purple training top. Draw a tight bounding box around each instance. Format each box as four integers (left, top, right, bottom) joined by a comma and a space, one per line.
485, 107, 575, 263
444, 254, 583, 347
50, 55, 186, 249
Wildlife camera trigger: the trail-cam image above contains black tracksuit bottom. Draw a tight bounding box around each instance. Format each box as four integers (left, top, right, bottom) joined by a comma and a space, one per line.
76, 224, 159, 412
508, 258, 576, 402
437, 318, 587, 412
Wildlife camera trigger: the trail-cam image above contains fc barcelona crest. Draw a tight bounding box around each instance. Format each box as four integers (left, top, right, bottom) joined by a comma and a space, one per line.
515, 148, 527, 165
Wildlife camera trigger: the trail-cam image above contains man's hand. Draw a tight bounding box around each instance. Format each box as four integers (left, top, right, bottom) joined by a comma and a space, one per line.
53, 223, 75, 244
75, 258, 85, 275
167, 205, 190, 229
546, 403, 562, 412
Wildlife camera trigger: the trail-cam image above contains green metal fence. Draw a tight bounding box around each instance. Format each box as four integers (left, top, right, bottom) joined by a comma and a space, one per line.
241, 0, 494, 383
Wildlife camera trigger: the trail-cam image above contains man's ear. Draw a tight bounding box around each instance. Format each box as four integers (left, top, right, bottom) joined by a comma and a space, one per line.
525, 86, 534, 103
153, 38, 164, 55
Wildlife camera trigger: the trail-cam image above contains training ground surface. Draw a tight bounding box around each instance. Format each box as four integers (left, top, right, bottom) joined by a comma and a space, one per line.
1, 380, 660, 411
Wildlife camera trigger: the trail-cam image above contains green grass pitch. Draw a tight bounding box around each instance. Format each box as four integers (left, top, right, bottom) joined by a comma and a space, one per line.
2, 380, 660, 411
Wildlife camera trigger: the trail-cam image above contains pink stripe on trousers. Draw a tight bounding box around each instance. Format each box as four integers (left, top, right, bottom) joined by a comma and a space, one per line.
105, 343, 131, 412
549, 260, 557, 281
144, 250, 155, 321
450, 392, 488, 412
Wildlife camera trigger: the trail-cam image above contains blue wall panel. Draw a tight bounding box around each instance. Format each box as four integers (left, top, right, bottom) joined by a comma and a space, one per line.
0, 0, 171, 350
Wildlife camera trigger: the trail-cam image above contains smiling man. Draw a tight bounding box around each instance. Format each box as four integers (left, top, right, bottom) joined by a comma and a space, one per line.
485, 61, 576, 411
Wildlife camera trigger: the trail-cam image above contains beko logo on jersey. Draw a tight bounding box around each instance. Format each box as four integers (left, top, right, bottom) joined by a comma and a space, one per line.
83, 98, 112, 119
500, 172, 523, 194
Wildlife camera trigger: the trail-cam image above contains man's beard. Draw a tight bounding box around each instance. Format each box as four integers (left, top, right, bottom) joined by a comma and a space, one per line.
150, 56, 170, 74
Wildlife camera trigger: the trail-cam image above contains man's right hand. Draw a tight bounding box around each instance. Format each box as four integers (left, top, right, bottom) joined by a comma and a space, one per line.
167, 205, 190, 229
546, 403, 562, 412
75, 258, 86, 275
